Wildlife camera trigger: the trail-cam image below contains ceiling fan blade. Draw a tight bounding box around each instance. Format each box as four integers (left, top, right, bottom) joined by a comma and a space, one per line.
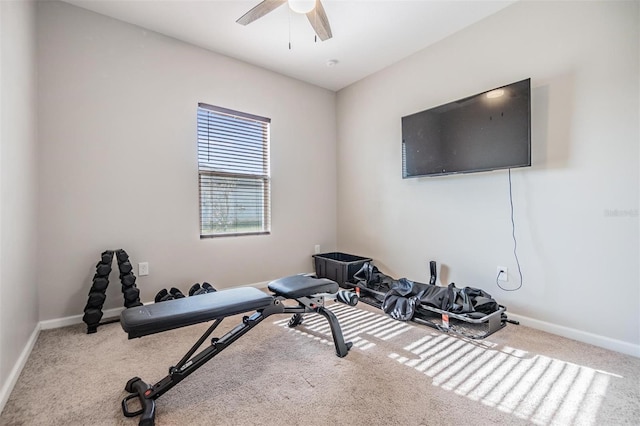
306, 0, 332, 41
236, 0, 287, 25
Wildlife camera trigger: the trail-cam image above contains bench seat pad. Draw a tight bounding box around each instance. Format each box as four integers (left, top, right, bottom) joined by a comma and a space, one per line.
121, 287, 274, 338
268, 275, 338, 299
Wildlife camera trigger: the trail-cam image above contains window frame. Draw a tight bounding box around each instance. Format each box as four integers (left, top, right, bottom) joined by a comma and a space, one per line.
197, 103, 271, 238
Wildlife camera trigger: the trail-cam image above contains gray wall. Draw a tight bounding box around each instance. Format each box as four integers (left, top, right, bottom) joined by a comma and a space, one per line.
0, 0, 39, 405
336, 1, 639, 354
36, 1, 338, 321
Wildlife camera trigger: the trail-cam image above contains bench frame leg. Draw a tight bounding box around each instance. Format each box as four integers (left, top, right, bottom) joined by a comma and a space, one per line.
282, 295, 352, 357
122, 296, 351, 426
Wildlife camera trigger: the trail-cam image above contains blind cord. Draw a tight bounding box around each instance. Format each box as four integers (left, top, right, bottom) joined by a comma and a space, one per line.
288, 8, 291, 50
496, 168, 523, 291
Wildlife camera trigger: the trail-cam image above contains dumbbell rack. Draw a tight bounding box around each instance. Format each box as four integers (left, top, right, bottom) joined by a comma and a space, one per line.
82, 249, 143, 334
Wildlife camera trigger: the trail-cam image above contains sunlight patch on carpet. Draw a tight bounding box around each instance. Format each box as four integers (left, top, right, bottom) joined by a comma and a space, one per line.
272, 303, 412, 351
388, 324, 618, 425
274, 303, 620, 426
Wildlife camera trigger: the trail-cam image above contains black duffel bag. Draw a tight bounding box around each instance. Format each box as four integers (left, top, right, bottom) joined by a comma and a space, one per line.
441, 283, 499, 315
381, 278, 424, 321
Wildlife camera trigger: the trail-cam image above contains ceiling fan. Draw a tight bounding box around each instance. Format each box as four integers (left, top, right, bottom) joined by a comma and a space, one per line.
236, 0, 333, 41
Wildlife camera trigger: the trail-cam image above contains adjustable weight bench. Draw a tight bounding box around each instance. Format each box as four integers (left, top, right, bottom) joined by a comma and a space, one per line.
120, 275, 353, 426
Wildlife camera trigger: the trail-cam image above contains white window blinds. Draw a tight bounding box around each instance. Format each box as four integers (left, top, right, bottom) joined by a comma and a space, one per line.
197, 103, 271, 237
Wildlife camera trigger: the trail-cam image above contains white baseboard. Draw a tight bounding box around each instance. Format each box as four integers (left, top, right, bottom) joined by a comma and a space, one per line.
0, 324, 40, 414
39, 306, 125, 330
507, 312, 640, 358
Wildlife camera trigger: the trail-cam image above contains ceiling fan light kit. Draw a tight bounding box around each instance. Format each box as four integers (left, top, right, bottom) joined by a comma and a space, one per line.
237, 0, 333, 42
288, 0, 315, 14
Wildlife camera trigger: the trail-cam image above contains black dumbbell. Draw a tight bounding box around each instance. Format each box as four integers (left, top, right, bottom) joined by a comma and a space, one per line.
123, 287, 140, 303
118, 261, 133, 275
189, 282, 217, 296
83, 308, 103, 325
115, 249, 129, 263
202, 282, 216, 293
91, 276, 109, 292
121, 273, 136, 287
189, 283, 202, 296
155, 289, 172, 303
170, 287, 185, 299
96, 262, 112, 277
85, 292, 106, 309
101, 250, 114, 264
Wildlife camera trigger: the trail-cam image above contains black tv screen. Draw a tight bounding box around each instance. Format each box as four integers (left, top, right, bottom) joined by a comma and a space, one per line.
402, 78, 531, 178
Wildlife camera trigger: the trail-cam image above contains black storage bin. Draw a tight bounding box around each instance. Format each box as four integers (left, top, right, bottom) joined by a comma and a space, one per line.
313, 252, 372, 287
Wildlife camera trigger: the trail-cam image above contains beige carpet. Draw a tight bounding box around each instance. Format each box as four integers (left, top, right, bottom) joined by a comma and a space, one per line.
1, 301, 639, 426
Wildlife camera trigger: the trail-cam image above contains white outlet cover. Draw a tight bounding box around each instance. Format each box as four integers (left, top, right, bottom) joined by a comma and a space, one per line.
139, 262, 149, 276
497, 266, 508, 281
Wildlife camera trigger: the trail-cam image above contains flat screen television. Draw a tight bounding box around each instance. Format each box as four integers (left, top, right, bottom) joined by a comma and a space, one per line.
401, 78, 531, 178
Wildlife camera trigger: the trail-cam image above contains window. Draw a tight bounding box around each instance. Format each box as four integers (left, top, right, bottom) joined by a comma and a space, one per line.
197, 103, 271, 237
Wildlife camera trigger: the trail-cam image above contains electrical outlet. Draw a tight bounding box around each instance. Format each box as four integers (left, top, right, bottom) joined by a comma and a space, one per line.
314, 245, 321, 254
497, 266, 508, 282
139, 262, 149, 276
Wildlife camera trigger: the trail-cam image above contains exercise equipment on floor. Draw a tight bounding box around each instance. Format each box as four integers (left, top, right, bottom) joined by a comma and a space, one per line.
188, 282, 216, 296
154, 282, 217, 303
82, 249, 143, 334
348, 260, 518, 339
120, 275, 355, 426
117, 249, 143, 309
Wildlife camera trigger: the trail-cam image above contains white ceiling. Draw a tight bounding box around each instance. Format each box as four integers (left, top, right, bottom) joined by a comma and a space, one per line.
62, 0, 516, 91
